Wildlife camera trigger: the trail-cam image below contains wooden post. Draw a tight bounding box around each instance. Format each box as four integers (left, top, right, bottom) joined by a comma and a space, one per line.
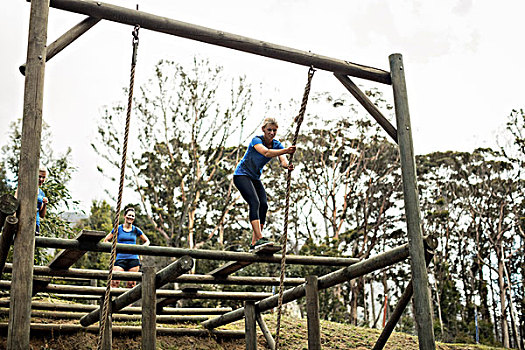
305, 275, 321, 350
0, 216, 18, 274
256, 313, 275, 350
99, 296, 112, 349
20, 16, 101, 75
142, 266, 157, 350
245, 301, 257, 350
389, 52, 435, 350
7, 0, 49, 347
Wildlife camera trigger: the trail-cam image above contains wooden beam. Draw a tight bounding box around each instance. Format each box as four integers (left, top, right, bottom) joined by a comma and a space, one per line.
141, 266, 156, 350
0, 309, 209, 323
0, 322, 246, 337
245, 301, 257, 350
372, 249, 434, 350
48, 230, 105, 269
256, 313, 275, 350
47, 0, 391, 84
209, 245, 281, 277
0, 280, 273, 301
32, 230, 105, 294
334, 74, 398, 143
8, 0, 49, 347
35, 237, 359, 266
305, 275, 321, 350
0, 300, 232, 315
0, 216, 18, 274
6, 263, 305, 286
19, 16, 101, 75
202, 241, 413, 329
389, 53, 435, 350
80, 255, 193, 327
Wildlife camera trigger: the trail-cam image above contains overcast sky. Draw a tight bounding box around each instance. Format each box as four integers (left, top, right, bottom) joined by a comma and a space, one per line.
1, 0, 524, 212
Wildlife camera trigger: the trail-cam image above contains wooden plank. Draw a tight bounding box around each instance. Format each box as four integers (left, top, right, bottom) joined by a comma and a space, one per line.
389, 53, 435, 350
8, 0, 49, 347
142, 266, 156, 350
245, 301, 257, 350
48, 0, 391, 85
209, 245, 281, 277
305, 275, 321, 350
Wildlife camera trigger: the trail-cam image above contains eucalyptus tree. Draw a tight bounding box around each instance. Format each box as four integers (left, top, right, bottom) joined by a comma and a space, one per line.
93, 58, 253, 249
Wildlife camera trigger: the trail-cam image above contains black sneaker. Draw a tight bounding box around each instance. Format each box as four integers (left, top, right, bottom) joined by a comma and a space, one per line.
249, 237, 274, 251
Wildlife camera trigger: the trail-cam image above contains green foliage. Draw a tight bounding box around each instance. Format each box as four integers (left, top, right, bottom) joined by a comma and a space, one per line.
1, 119, 78, 265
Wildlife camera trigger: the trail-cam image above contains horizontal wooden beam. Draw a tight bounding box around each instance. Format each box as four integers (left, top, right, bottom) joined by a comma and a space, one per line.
81, 256, 193, 326
0, 308, 209, 323
0, 322, 245, 337
0, 300, 232, 315
202, 242, 411, 329
4, 263, 305, 286
35, 237, 359, 266
47, 0, 391, 84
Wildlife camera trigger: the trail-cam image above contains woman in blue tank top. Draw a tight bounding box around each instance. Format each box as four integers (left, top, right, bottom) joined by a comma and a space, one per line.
103, 207, 150, 288
233, 117, 296, 250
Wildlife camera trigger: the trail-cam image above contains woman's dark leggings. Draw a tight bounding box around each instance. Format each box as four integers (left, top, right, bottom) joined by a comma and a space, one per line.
233, 175, 268, 225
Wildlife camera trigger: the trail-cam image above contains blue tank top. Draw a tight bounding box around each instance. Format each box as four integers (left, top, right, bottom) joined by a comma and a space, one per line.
113, 224, 144, 260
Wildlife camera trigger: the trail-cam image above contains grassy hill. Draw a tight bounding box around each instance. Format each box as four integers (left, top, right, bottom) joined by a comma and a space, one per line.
0, 314, 505, 349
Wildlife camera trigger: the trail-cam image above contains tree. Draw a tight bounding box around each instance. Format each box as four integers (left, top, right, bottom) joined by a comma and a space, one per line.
93, 58, 254, 250
0, 119, 78, 264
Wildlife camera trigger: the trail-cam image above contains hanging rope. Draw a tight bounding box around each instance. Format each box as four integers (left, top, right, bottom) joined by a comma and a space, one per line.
274, 66, 315, 350
97, 24, 140, 350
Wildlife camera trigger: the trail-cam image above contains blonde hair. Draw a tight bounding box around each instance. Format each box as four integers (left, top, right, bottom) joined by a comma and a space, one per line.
262, 117, 278, 128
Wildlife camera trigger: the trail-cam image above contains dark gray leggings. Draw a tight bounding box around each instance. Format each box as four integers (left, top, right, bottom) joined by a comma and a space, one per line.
233, 175, 268, 225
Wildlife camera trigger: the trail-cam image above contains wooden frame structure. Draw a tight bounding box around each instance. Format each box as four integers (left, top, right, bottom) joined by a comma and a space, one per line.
9, 0, 436, 349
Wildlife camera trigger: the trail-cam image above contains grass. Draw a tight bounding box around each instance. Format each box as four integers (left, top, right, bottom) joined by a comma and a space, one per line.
0, 313, 506, 350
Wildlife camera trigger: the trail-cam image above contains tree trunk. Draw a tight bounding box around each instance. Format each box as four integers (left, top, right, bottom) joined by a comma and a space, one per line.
498, 257, 510, 347
349, 279, 358, 326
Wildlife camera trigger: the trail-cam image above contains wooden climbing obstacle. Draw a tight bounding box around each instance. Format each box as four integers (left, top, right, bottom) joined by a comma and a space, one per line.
11, 0, 435, 348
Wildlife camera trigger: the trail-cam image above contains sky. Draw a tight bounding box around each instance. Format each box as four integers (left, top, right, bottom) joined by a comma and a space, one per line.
1, 0, 524, 213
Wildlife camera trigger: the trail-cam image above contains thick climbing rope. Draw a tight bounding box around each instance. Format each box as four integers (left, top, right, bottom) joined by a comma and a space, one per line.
274, 66, 315, 350
97, 24, 140, 350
